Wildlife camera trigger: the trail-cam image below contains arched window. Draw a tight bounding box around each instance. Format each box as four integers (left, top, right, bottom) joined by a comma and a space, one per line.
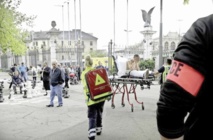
171, 42, 176, 50
164, 42, 169, 50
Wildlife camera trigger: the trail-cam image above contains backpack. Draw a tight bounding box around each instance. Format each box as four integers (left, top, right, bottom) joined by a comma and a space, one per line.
85, 68, 112, 101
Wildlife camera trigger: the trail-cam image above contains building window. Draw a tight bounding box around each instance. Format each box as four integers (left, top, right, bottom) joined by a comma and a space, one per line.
90, 41, 93, 46
35, 42, 38, 46
90, 48, 93, 51
171, 42, 176, 50
62, 55, 64, 60
164, 42, 168, 50
82, 41, 84, 45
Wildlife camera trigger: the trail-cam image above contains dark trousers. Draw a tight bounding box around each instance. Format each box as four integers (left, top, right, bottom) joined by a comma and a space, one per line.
9, 82, 12, 89
87, 101, 105, 139
33, 77, 36, 81
65, 78, 69, 88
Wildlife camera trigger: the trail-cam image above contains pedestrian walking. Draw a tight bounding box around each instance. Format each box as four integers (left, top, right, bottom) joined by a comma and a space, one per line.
19, 62, 28, 82
46, 60, 65, 107
30, 65, 37, 81
41, 62, 51, 96
64, 65, 70, 88
81, 55, 108, 140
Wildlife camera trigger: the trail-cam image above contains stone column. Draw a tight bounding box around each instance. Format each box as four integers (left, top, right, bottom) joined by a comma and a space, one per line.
47, 21, 60, 66
140, 27, 156, 60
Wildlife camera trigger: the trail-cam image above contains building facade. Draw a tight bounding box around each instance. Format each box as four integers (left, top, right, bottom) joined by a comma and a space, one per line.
113, 31, 182, 70
0, 26, 98, 70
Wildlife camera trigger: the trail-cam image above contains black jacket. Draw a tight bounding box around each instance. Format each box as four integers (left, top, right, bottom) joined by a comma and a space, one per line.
157, 14, 213, 140
50, 67, 65, 86
42, 66, 51, 81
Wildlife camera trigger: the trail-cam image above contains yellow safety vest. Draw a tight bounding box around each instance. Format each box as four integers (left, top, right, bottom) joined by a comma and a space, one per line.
162, 65, 171, 83
81, 66, 107, 106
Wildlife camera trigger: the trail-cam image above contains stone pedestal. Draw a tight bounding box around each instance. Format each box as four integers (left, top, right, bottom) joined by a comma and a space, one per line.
47, 27, 60, 66
140, 27, 156, 60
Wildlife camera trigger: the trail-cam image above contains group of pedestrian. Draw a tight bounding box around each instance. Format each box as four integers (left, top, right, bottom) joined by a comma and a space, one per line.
5, 14, 212, 140
8, 62, 29, 95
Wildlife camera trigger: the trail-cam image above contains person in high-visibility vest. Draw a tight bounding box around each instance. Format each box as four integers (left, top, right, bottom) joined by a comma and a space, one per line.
154, 58, 172, 88
81, 55, 108, 140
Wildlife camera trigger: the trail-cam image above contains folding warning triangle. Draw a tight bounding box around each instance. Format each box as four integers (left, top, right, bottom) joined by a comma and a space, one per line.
95, 74, 106, 86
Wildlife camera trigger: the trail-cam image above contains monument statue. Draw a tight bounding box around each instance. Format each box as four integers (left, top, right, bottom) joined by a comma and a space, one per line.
51, 21, 56, 28
141, 6, 155, 28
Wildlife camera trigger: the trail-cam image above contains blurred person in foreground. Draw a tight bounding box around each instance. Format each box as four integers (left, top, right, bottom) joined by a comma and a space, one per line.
81, 55, 108, 140
156, 14, 213, 140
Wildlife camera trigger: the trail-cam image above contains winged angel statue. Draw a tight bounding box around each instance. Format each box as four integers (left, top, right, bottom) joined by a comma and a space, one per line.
141, 6, 155, 28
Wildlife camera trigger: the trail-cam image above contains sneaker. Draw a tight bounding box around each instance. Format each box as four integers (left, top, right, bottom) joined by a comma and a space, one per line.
56, 104, 63, 107
97, 132, 102, 136
46, 104, 54, 107
88, 136, 95, 140
96, 127, 102, 136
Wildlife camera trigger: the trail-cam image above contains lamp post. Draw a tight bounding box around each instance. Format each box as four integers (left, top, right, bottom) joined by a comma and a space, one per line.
31, 31, 37, 67
55, 4, 65, 44
79, 0, 82, 67
124, 0, 132, 58
108, 40, 113, 75
113, 0, 115, 55
159, 0, 163, 67
124, 29, 131, 57
178, 19, 183, 42
65, 1, 71, 46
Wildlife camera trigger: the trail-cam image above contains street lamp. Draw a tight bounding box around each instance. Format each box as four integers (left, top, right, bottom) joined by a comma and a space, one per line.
108, 40, 113, 74
79, 0, 83, 67
124, 29, 131, 57
177, 19, 183, 42
159, 0, 163, 67
74, 0, 77, 66
54, 4, 65, 44
64, 1, 71, 46
124, 0, 132, 58
113, 0, 116, 55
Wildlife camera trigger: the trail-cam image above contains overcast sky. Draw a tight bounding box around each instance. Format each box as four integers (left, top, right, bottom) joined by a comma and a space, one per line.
18, 0, 213, 49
